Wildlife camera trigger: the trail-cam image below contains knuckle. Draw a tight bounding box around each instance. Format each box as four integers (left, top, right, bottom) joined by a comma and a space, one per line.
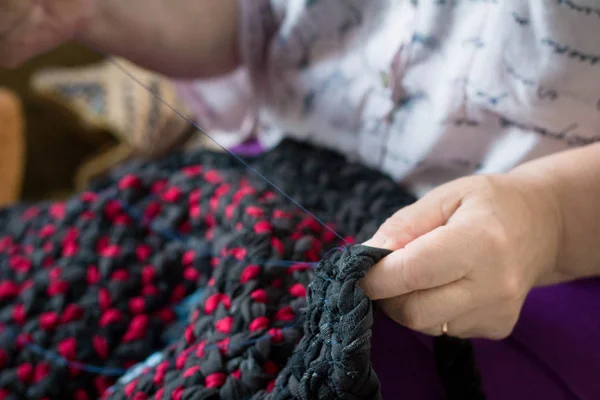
485, 219, 511, 250
499, 274, 522, 301
469, 175, 497, 195
380, 210, 420, 245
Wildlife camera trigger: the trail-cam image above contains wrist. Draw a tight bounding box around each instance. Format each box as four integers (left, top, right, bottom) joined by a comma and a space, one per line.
509, 156, 600, 282
505, 166, 570, 284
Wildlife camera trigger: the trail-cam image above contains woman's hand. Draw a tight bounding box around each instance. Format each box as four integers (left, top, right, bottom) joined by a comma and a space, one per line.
360, 173, 566, 339
0, 0, 95, 68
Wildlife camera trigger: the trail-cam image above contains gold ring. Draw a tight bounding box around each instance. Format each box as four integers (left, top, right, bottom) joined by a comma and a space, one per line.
441, 322, 449, 335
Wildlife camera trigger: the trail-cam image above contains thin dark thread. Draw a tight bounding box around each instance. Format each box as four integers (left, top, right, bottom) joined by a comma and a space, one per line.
108, 59, 349, 245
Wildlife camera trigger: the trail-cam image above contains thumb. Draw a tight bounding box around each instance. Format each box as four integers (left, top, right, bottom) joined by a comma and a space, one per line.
363, 185, 461, 251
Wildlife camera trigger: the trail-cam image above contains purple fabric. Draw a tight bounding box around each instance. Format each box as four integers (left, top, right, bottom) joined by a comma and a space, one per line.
230, 138, 266, 157
371, 278, 600, 399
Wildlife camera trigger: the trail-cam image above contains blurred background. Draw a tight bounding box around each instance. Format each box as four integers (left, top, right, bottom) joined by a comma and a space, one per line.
0, 44, 113, 203
0, 43, 194, 207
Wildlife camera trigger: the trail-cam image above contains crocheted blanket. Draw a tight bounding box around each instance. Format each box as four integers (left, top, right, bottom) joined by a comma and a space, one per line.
0, 140, 482, 400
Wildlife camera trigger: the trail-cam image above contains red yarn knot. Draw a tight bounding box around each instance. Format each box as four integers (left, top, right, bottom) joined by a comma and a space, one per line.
182, 165, 203, 177
118, 174, 141, 190
9, 255, 31, 273
249, 316, 270, 332
270, 238, 285, 255
141, 265, 156, 285
0, 281, 19, 300
98, 288, 111, 311
250, 289, 268, 303
233, 186, 255, 203
93, 335, 109, 359
129, 297, 146, 314
99, 309, 123, 327
61, 304, 84, 323
275, 306, 296, 322
86, 265, 100, 284
151, 180, 167, 194
204, 293, 231, 314
12, 304, 26, 325
111, 269, 129, 281
245, 206, 264, 218
57, 337, 77, 360
49, 203, 66, 219
101, 244, 121, 258
183, 267, 199, 281
217, 337, 230, 354
153, 361, 170, 385
171, 386, 184, 400
123, 315, 150, 342
254, 221, 272, 234
183, 365, 201, 378
204, 170, 222, 184
215, 316, 234, 333
161, 187, 181, 202
39, 225, 56, 238
289, 283, 307, 298
136, 244, 152, 261
33, 362, 51, 383
124, 380, 137, 397
205, 373, 226, 388
240, 265, 260, 284
16, 362, 33, 383
47, 280, 69, 296
81, 192, 98, 202
39, 312, 59, 330
268, 328, 284, 343
184, 325, 195, 344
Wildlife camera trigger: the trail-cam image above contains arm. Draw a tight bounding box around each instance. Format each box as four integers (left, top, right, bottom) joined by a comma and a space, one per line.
510, 142, 600, 282
79, 0, 240, 78
0, 0, 239, 78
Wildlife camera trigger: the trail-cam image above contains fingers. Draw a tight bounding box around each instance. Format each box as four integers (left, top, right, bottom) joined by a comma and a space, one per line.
378, 280, 474, 334
361, 225, 471, 300
363, 187, 461, 251
379, 286, 522, 339
440, 302, 521, 340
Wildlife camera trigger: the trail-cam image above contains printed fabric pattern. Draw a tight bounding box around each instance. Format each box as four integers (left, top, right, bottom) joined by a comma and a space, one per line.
0, 140, 482, 399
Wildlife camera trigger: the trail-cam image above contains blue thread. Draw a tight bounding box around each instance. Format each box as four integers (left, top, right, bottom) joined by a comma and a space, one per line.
24, 342, 128, 376
108, 60, 349, 245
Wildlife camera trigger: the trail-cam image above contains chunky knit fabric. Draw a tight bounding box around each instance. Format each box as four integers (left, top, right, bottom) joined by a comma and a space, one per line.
0, 140, 482, 399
